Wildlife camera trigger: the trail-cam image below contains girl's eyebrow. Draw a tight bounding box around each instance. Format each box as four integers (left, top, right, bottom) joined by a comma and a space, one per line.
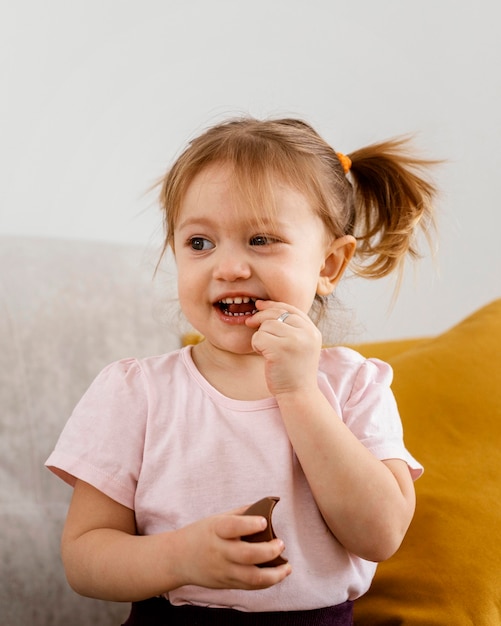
177, 215, 286, 232
176, 216, 215, 231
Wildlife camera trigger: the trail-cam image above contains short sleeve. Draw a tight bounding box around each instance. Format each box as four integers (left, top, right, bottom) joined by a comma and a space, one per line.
342, 357, 423, 480
45, 359, 148, 508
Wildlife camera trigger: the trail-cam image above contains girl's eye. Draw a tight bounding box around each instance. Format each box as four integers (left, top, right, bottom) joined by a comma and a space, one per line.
250, 235, 278, 246
189, 237, 214, 251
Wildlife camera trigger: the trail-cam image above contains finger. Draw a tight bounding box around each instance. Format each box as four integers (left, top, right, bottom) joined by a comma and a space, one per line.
228, 561, 292, 590
214, 514, 267, 540
248, 300, 309, 326
247, 309, 298, 330
234, 537, 287, 567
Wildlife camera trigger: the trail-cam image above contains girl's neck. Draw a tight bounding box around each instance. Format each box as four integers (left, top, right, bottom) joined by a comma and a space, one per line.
190, 342, 271, 401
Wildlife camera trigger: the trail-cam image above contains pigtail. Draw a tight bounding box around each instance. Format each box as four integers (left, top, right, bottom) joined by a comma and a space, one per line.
347, 136, 439, 279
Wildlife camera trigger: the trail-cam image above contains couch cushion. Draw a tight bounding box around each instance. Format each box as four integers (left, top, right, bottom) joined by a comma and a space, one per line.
354, 298, 501, 625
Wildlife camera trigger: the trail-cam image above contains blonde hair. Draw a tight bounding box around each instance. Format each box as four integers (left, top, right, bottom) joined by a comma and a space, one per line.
158, 117, 438, 280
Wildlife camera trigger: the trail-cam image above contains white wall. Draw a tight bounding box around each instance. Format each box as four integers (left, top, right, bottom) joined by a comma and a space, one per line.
2, 0, 500, 341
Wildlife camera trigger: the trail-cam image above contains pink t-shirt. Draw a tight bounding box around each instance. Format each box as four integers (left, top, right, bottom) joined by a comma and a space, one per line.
46, 345, 422, 612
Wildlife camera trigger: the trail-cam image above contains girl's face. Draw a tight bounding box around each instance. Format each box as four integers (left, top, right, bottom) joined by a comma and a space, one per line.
173, 162, 353, 356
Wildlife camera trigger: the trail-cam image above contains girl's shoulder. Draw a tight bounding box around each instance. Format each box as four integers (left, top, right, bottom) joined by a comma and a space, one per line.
319, 345, 394, 394
77, 348, 191, 408
102, 346, 188, 380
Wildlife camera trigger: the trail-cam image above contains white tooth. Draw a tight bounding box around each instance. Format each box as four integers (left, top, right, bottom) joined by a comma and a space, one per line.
220, 296, 255, 305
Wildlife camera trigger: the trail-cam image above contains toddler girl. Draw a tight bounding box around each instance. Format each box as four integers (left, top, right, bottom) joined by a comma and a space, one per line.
46, 117, 437, 625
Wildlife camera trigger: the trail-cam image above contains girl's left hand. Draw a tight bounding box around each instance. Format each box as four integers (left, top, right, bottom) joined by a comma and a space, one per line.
245, 300, 322, 397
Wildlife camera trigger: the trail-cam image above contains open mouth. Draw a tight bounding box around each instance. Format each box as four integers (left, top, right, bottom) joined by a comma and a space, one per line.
216, 296, 258, 317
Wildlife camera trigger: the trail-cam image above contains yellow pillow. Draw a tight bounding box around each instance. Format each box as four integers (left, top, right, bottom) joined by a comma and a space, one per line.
354, 298, 501, 625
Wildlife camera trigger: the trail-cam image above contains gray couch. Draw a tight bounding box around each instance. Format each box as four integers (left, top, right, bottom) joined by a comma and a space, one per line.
1, 236, 180, 625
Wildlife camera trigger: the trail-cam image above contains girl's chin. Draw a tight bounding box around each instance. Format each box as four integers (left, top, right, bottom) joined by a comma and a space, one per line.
189, 310, 257, 353
197, 333, 256, 357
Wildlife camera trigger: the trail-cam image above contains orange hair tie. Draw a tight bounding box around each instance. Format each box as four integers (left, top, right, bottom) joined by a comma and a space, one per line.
336, 152, 352, 174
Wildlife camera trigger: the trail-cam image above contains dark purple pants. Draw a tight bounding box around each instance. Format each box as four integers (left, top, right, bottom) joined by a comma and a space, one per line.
122, 596, 353, 625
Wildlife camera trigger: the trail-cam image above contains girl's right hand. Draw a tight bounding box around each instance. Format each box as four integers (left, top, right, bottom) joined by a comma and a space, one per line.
62, 480, 290, 601
172, 506, 291, 590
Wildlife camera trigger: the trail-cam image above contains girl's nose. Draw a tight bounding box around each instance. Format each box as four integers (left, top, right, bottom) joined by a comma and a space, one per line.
212, 248, 252, 282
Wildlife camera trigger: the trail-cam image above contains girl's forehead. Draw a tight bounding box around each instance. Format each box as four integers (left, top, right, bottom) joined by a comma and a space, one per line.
186, 161, 284, 192
182, 161, 312, 209
187, 162, 233, 187
180, 165, 311, 220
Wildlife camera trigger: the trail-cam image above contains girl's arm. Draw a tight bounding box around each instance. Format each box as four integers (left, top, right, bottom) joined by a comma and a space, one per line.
248, 301, 416, 563
275, 389, 415, 562
61, 479, 290, 602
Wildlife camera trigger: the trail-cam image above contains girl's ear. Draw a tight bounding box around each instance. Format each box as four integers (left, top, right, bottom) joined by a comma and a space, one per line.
317, 235, 356, 296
